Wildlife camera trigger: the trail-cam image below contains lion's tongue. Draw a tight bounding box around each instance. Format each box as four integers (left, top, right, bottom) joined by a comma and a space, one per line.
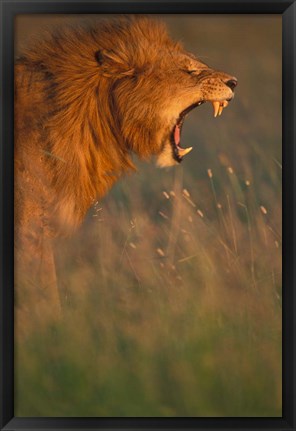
174, 124, 181, 146
174, 124, 192, 157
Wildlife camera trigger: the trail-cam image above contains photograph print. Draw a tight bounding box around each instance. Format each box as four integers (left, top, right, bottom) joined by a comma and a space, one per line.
14, 13, 282, 417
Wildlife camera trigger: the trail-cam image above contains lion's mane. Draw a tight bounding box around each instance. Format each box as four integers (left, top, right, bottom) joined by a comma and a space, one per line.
15, 17, 175, 232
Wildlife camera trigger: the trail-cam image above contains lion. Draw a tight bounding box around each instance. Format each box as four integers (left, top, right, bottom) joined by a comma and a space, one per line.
14, 16, 237, 322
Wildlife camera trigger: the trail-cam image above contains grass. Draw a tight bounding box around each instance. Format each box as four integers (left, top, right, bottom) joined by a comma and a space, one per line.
14, 14, 282, 417
15, 158, 282, 417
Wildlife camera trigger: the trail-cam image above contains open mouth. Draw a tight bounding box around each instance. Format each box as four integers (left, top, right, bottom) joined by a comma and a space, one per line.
171, 99, 231, 163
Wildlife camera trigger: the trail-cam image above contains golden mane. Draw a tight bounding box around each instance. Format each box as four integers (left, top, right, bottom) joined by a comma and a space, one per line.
16, 17, 175, 229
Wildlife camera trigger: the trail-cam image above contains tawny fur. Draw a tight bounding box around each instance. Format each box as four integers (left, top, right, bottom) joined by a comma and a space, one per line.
14, 16, 236, 320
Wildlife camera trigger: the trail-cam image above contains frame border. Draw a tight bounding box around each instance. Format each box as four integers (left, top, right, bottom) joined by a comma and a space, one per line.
1, 1, 295, 430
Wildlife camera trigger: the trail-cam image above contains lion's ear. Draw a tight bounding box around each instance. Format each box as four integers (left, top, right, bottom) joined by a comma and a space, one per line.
94, 49, 134, 77
94, 49, 106, 65
95, 49, 121, 66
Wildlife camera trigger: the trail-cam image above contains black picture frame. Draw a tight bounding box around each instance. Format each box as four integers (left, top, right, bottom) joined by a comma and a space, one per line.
0, 0, 295, 430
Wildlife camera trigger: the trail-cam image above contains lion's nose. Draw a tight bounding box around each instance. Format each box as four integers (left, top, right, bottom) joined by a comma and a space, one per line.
225, 78, 238, 91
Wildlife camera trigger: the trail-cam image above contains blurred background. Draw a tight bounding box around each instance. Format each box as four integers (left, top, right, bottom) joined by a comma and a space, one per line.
15, 14, 282, 417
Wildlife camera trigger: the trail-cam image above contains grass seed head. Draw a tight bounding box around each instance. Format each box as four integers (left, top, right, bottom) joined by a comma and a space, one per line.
156, 248, 165, 257
183, 188, 190, 198
260, 205, 268, 215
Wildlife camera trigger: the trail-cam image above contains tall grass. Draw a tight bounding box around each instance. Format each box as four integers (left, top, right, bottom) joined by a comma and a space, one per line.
14, 14, 282, 417
15, 158, 282, 417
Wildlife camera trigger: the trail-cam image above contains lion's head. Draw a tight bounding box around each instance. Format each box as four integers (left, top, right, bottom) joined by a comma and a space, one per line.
93, 17, 237, 167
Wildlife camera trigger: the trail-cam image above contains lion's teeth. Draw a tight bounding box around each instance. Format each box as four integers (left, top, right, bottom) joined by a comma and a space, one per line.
212, 101, 220, 117
178, 147, 193, 157
213, 100, 229, 117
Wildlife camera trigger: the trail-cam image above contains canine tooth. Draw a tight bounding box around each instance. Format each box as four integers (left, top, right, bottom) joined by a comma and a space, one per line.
223, 100, 229, 108
178, 147, 193, 157
218, 105, 223, 116
212, 101, 220, 117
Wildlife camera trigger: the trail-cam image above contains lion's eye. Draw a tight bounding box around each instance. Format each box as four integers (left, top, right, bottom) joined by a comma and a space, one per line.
185, 70, 198, 75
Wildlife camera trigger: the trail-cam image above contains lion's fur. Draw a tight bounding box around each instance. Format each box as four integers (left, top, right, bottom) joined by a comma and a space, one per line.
15, 16, 236, 319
